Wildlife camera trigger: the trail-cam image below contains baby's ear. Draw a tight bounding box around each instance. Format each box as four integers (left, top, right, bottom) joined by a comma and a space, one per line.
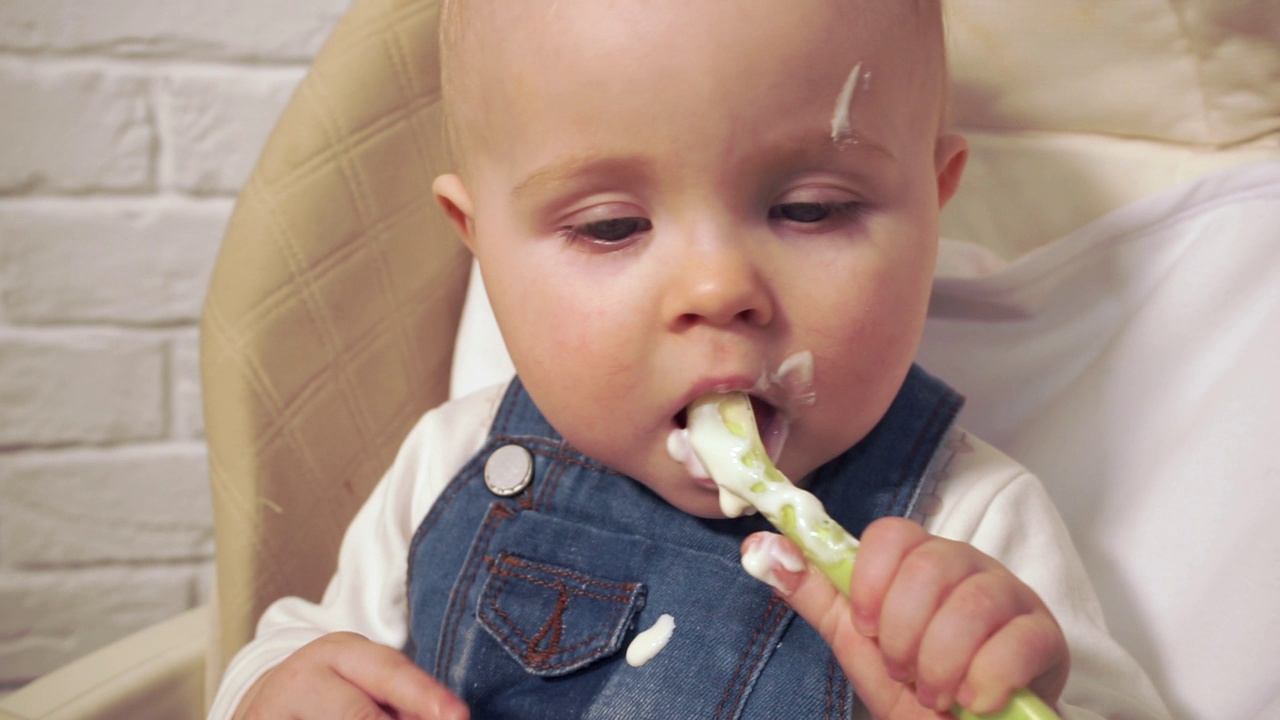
933, 132, 968, 208
433, 173, 477, 248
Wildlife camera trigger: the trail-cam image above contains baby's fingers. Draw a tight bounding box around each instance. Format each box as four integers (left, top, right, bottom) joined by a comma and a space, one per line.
241, 659, 418, 720
959, 613, 1068, 714
740, 533, 948, 720
327, 634, 470, 720
912, 572, 1033, 712
741, 532, 844, 628
242, 660, 395, 720
848, 518, 934, 638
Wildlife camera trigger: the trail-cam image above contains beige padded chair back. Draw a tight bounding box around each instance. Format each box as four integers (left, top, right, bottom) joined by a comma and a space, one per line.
941, 1, 1280, 257
200, 0, 1280, 684
200, 0, 469, 677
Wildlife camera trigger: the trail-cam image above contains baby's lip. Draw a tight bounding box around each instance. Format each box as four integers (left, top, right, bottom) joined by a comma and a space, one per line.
673, 387, 787, 464
673, 376, 758, 427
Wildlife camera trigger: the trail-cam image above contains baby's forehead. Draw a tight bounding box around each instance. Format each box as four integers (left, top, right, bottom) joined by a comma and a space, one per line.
439, 0, 946, 168
441, 0, 941, 63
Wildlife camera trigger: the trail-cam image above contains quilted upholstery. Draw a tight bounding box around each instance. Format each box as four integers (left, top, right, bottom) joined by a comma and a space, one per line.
200, 0, 1280, 688
200, 0, 469, 674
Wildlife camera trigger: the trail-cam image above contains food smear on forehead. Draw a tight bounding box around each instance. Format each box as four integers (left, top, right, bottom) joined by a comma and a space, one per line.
830, 61, 864, 143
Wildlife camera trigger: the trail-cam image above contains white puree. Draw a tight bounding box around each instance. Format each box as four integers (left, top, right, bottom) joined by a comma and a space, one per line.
741, 535, 807, 595
667, 351, 815, 517
755, 350, 815, 408
676, 388, 863, 601
626, 613, 676, 667
830, 62, 863, 142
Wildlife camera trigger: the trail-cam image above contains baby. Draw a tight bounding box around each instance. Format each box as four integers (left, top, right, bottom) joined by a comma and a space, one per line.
210, 1, 1169, 718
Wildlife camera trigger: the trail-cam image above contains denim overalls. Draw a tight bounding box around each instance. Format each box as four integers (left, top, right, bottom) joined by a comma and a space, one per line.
407, 365, 962, 719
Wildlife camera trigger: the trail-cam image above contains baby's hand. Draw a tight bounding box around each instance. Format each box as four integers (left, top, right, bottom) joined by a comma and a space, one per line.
741, 518, 1068, 719
233, 632, 469, 720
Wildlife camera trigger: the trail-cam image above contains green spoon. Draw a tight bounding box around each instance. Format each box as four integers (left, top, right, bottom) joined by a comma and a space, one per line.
686, 392, 1060, 720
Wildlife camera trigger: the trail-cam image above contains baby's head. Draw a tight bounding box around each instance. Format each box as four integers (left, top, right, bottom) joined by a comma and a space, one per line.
434, 0, 966, 518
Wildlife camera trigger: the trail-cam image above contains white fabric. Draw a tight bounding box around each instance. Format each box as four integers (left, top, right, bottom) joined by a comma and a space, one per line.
919, 161, 1280, 719
208, 385, 1167, 719
451, 260, 515, 399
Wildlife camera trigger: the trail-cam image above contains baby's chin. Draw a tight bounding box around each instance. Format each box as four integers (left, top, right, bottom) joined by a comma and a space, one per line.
636, 473, 736, 519
660, 490, 734, 519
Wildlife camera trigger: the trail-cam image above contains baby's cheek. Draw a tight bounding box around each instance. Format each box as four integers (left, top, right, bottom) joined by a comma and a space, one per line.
542, 392, 638, 460
786, 392, 887, 472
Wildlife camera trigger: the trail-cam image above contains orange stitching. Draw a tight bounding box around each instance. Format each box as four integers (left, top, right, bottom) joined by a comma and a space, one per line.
836, 658, 849, 718
714, 597, 788, 719
479, 563, 637, 672
486, 569, 638, 604
437, 504, 507, 676
492, 434, 614, 475
495, 554, 641, 593
825, 656, 836, 720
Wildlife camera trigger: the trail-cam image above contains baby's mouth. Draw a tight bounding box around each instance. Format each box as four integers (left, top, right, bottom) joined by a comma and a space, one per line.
751, 396, 788, 463
674, 395, 787, 463
669, 392, 791, 518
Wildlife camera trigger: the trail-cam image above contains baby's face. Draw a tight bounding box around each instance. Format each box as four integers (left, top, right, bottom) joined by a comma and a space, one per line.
436, 0, 965, 517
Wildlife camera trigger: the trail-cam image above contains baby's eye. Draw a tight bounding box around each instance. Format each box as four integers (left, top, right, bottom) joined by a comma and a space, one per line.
562, 216, 653, 246
771, 202, 831, 223
768, 200, 865, 231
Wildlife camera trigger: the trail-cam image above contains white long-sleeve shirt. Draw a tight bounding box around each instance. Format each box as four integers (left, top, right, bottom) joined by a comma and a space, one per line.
208, 383, 1169, 720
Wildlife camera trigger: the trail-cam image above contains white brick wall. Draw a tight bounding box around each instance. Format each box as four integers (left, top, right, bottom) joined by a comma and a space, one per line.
0, 0, 350, 689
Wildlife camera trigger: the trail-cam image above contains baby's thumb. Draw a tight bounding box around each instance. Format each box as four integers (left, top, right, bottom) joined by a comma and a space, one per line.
740, 532, 918, 717
741, 532, 807, 594
740, 532, 851, 637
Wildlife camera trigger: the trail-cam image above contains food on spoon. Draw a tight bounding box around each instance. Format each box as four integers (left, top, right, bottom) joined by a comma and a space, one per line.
685, 391, 858, 595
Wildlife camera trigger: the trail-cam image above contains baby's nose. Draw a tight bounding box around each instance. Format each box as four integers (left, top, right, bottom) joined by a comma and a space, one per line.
662, 239, 774, 330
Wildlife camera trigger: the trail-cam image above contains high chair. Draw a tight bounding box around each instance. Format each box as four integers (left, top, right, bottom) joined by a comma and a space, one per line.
2, 1, 1276, 718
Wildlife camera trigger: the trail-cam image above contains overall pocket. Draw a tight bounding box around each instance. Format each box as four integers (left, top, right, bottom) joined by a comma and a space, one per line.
477, 551, 646, 677
431, 507, 796, 719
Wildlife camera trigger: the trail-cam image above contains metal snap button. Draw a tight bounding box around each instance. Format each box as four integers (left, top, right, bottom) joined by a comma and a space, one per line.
484, 444, 533, 497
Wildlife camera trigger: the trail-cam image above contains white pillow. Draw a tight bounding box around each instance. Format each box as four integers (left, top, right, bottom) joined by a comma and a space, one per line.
921, 161, 1280, 718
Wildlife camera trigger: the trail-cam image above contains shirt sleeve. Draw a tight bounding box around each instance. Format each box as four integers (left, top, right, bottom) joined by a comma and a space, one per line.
923, 431, 1171, 719
205, 385, 505, 720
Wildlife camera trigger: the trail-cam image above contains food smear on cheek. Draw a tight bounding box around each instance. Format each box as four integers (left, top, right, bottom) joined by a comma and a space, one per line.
626, 613, 676, 667
754, 350, 815, 409
754, 350, 815, 460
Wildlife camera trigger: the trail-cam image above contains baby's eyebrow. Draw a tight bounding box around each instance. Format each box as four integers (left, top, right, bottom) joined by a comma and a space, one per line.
772, 128, 896, 164
510, 131, 894, 202
719, 128, 896, 188
511, 154, 652, 200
